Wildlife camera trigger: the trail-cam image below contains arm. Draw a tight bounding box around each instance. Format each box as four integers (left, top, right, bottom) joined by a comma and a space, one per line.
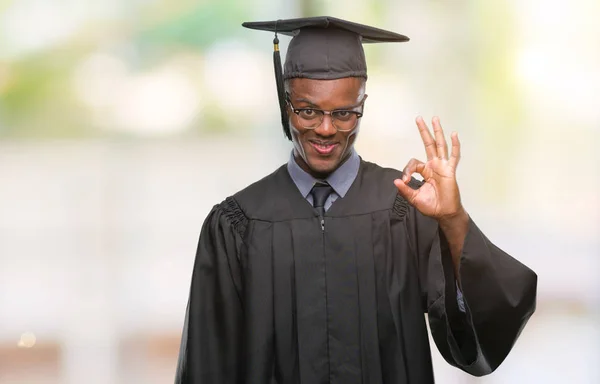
437, 207, 469, 284
411, 208, 537, 375
175, 202, 245, 383
395, 116, 537, 375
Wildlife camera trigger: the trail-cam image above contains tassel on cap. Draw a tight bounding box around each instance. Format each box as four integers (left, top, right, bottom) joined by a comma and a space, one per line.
272, 21, 291, 140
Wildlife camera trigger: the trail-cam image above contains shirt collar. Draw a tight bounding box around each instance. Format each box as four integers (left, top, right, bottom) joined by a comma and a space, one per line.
287, 148, 360, 199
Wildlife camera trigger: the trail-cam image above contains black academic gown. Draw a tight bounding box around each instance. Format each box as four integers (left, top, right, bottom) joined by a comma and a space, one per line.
175, 160, 537, 384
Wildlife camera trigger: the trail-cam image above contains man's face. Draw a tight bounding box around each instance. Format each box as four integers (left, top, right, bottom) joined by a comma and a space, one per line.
287, 77, 366, 178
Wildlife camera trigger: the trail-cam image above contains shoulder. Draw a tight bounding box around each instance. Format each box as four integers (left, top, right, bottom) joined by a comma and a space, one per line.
214, 196, 249, 237
358, 159, 424, 218
360, 159, 423, 189
360, 159, 402, 183
215, 164, 304, 222
231, 164, 288, 206
203, 166, 284, 233
359, 159, 423, 195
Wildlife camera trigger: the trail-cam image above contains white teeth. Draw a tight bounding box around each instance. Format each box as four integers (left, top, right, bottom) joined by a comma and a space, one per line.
312, 142, 335, 153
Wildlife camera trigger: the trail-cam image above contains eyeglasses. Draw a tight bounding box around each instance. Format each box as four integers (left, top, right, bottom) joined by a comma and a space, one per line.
286, 93, 367, 132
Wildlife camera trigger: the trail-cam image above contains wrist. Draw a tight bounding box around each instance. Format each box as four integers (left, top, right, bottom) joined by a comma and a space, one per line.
438, 206, 469, 229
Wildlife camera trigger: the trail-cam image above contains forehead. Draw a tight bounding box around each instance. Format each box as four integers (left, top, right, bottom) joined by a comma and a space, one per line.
288, 77, 365, 107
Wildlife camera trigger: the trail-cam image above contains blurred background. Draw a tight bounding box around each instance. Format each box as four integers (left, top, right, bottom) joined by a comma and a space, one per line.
0, 0, 598, 383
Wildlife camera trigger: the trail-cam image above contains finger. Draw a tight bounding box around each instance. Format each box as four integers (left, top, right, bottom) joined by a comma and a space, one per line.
448, 131, 461, 169
432, 116, 447, 159
416, 116, 436, 161
401, 158, 426, 182
394, 178, 418, 203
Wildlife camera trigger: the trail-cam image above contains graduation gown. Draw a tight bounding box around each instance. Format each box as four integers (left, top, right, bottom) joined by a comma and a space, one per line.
175, 160, 537, 384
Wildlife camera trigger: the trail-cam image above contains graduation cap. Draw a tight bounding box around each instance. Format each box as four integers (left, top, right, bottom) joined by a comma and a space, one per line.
242, 16, 409, 140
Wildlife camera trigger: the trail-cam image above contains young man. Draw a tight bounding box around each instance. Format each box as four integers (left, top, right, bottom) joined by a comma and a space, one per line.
176, 16, 537, 384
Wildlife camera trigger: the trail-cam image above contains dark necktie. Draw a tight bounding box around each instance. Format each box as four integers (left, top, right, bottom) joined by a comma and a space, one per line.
310, 181, 333, 217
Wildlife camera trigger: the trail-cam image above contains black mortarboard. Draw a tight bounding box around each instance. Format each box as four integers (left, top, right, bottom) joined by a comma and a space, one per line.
242, 16, 409, 140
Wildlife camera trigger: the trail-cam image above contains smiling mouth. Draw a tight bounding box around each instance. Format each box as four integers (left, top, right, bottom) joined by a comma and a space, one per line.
310, 141, 338, 155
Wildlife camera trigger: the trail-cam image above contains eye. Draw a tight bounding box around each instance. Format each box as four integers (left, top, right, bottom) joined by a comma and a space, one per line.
299, 109, 318, 119
332, 110, 353, 121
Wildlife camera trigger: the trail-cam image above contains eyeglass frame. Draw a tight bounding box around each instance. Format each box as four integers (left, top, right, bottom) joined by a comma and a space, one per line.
285, 92, 368, 132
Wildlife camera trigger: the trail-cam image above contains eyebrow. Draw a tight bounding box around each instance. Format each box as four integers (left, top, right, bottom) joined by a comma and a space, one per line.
294, 97, 320, 108
293, 97, 364, 110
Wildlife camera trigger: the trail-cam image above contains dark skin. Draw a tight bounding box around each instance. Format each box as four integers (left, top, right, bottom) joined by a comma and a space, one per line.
287, 77, 366, 179
288, 78, 469, 280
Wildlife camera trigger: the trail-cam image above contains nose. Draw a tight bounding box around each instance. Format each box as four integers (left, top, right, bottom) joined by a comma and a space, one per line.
314, 114, 336, 137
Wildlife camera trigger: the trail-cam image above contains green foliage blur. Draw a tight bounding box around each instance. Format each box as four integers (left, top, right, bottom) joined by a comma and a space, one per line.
0, 0, 252, 139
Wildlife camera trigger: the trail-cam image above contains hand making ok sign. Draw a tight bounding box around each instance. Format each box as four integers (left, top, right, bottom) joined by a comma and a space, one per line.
394, 116, 465, 221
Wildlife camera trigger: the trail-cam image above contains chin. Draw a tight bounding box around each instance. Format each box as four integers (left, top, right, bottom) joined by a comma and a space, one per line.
292, 131, 354, 178
306, 155, 342, 177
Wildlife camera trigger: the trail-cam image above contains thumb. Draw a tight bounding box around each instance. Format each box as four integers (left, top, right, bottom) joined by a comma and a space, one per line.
394, 178, 417, 203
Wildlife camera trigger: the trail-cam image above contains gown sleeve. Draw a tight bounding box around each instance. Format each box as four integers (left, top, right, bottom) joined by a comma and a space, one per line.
404, 195, 538, 376
175, 198, 246, 384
